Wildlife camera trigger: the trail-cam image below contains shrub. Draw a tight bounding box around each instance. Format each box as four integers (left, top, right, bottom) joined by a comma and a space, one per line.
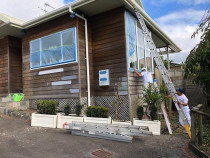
86, 106, 109, 118
36, 100, 58, 115
137, 106, 144, 120
143, 83, 161, 120
150, 105, 157, 121
75, 104, 83, 116
64, 104, 71, 116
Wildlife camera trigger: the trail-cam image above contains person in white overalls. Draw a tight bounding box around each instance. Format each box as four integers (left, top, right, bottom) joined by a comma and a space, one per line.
175, 88, 191, 129
134, 67, 153, 88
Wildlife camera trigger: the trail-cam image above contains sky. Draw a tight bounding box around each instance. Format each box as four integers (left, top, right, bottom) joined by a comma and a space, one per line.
141, 0, 209, 64
0, 0, 208, 64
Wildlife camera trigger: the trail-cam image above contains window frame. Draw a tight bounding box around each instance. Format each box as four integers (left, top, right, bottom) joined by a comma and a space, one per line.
30, 27, 77, 70
126, 11, 154, 73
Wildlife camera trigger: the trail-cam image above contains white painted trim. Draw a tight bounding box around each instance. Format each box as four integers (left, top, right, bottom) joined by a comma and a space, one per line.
51, 80, 71, 86
30, 61, 78, 71
38, 68, 64, 75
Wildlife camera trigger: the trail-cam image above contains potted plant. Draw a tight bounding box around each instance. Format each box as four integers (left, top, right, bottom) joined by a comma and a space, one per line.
84, 106, 111, 124
31, 100, 58, 128
57, 103, 84, 129
133, 83, 162, 135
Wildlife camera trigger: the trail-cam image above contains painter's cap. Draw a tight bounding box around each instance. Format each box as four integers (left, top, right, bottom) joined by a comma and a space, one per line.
176, 88, 183, 93
141, 67, 146, 71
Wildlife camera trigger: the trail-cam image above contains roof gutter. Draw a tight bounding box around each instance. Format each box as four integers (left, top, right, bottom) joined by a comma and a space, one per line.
125, 0, 181, 52
23, 0, 95, 29
0, 15, 23, 29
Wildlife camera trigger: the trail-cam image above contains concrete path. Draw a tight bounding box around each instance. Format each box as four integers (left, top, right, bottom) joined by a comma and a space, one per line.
0, 114, 194, 158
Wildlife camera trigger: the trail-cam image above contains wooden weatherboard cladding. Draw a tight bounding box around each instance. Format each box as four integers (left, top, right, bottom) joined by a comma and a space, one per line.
128, 71, 144, 119
22, 14, 82, 100
91, 7, 128, 96
8, 36, 22, 93
0, 36, 22, 96
0, 37, 9, 97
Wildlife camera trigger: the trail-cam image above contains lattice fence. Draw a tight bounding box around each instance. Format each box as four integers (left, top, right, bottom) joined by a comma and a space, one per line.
30, 95, 130, 121
92, 96, 130, 121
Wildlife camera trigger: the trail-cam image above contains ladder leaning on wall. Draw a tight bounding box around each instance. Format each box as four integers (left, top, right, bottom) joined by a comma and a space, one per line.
133, 8, 191, 138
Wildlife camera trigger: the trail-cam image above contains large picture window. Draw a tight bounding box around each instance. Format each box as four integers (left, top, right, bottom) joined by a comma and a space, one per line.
30, 27, 77, 69
126, 11, 154, 72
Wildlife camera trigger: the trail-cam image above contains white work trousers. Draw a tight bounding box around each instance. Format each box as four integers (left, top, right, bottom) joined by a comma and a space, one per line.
179, 108, 191, 127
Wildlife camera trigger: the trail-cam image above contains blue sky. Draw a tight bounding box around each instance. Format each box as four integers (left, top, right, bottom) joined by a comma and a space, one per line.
0, 0, 208, 63
141, 0, 208, 63
64, 0, 74, 4
142, 0, 208, 20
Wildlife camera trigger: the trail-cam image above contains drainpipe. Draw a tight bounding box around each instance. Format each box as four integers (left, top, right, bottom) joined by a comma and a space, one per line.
69, 7, 91, 106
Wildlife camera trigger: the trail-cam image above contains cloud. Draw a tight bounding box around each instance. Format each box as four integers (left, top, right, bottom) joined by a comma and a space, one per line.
156, 9, 205, 25
143, 0, 209, 6
0, 0, 66, 21
155, 9, 204, 63
162, 52, 190, 64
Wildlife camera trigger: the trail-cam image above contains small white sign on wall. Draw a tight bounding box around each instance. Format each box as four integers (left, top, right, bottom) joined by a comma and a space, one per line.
99, 69, 110, 86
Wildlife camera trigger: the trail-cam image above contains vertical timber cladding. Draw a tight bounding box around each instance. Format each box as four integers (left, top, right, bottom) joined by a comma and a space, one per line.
91, 7, 130, 120
128, 71, 144, 119
22, 14, 81, 109
8, 36, 22, 93
0, 37, 9, 97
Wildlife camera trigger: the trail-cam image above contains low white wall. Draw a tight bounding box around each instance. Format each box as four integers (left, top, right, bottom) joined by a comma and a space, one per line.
84, 117, 111, 124
133, 118, 161, 135
57, 114, 84, 129
31, 113, 57, 128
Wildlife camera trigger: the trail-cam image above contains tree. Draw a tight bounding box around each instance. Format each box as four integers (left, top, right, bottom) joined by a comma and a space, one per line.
160, 56, 173, 69
184, 9, 210, 105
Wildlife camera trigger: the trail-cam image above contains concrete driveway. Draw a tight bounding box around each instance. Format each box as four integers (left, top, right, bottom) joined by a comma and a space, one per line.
0, 114, 194, 158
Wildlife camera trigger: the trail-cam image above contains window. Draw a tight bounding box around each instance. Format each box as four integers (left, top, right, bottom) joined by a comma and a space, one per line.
126, 11, 137, 69
126, 11, 154, 72
30, 27, 77, 69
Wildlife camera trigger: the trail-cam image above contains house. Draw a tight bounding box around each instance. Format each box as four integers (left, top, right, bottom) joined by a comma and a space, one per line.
0, 0, 181, 121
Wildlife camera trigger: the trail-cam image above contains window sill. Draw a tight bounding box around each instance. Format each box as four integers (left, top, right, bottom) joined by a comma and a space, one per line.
30, 61, 78, 71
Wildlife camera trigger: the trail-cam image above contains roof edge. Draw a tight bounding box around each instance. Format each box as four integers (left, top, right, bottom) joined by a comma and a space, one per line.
126, 0, 181, 52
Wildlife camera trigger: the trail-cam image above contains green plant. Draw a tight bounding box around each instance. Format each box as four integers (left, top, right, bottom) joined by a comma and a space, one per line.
143, 83, 162, 120
64, 104, 71, 116
75, 104, 83, 116
137, 106, 144, 120
150, 105, 157, 121
86, 106, 109, 118
36, 100, 58, 115
184, 12, 210, 106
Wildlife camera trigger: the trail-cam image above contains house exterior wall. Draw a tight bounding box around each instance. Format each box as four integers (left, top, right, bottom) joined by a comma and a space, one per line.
0, 36, 22, 97
22, 14, 85, 110
8, 36, 22, 93
91, 7, 128, 96
128, 71, 144, 119
21, 7, 141, 120
90, 7, 130, 120
0, 37, 9, 97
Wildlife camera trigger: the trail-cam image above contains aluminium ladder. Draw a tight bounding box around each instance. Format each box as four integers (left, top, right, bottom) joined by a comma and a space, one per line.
153, 81, 173, 135
64, 122, 152, 143
134, 8, 191, 138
